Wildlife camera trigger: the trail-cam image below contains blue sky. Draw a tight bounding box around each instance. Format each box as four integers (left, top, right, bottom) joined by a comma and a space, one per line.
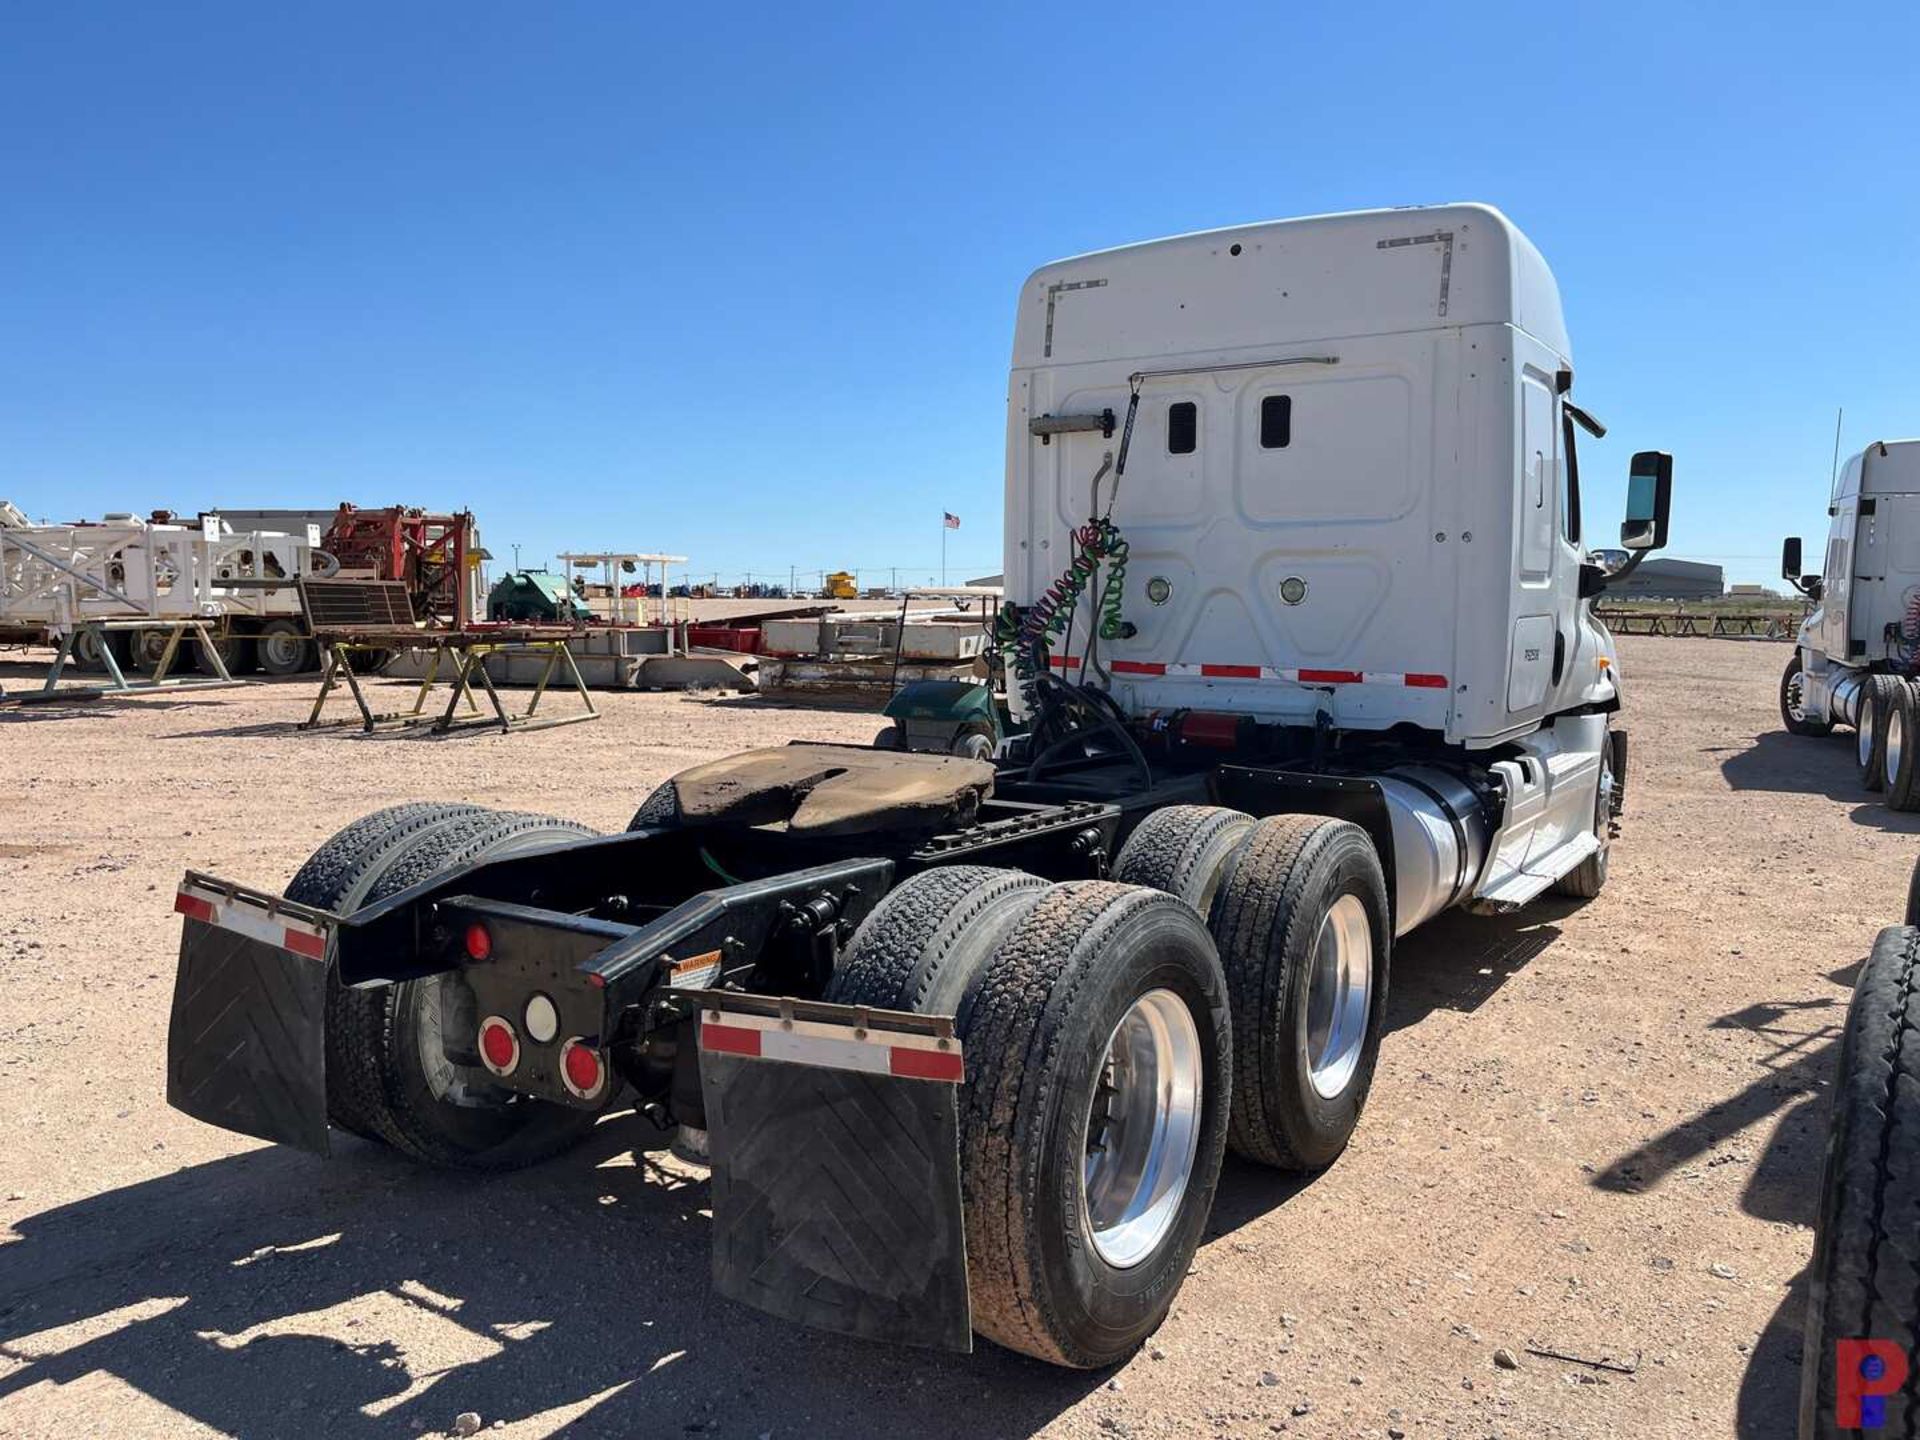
2, 3, 1915, 588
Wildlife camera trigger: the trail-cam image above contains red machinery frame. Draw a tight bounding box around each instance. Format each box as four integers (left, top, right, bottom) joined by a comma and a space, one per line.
321, 505, 475, 628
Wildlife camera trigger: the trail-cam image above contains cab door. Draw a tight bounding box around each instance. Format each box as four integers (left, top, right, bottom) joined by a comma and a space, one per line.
1816, 509, 1856, 660
1507, 367, 1558, 717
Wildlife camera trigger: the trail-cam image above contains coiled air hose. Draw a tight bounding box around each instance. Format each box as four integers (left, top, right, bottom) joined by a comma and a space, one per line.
998, 517, 1129, 712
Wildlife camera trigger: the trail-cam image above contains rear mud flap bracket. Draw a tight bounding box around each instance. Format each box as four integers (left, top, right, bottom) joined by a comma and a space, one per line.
696, 996, 972, 1353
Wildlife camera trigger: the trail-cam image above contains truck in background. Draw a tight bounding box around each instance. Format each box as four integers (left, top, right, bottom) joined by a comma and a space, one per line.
1779, 440, 1920, 806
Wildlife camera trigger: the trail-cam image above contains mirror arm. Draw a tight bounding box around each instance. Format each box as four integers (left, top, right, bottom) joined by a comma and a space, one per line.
1591, 548, 1650, 595
1565, 401, 1608, 438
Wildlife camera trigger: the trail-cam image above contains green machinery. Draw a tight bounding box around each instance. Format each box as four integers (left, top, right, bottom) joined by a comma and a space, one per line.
487, 570, 592, 624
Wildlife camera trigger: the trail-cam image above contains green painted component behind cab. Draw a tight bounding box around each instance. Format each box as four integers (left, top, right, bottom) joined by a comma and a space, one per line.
884, 680, 995, 726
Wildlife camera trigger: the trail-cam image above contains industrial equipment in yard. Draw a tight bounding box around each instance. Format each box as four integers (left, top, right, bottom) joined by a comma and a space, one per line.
184, 503, 488, 670
1778, 441, 1920, 810
319, 504, 480, 631
1, 501, 486, 680
162, 204, 1673, 1367
487, 570, 593, 624
298, 578, 598, 735
0, 509, 320, 697
758, 588, 1000, 707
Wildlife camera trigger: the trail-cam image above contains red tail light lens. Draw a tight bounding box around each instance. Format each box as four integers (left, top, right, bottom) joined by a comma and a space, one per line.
477, 1015, 519, 1076
560, 1038, 605, 1100
464, 923, 492, 961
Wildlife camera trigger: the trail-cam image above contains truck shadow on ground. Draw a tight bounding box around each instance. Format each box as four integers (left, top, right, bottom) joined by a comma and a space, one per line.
0, 1126, 1115, 1439
1384, 901, 1572, 1035
0, 906, 1618, 1439
1586, 968, 1858, 1438
1716, 728, 1919, 817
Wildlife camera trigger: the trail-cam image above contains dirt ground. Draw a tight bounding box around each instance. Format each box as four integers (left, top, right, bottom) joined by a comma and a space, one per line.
0, 636, 1902, 1439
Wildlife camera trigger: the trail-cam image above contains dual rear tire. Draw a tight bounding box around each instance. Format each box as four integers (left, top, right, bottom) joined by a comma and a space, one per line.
1884, 681, 1920, 812
1116, 807, 1392, 1171
827, 868, 1233, 1369
827, 807, 1394, 1367
1851, 674, 1920, 810
286, 803, 608, 1170
116, 627, 257, 676
1858, 675, 1904, 792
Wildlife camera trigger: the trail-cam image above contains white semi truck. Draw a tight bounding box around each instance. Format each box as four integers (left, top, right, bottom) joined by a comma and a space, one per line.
1779, 440, 1920, 805
160, 204, 1674, 1367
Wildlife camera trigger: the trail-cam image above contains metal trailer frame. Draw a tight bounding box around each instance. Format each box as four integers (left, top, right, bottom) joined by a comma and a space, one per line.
2, 618, 245, 704
302, 632, 599, 734
166, 766, 1128, 1351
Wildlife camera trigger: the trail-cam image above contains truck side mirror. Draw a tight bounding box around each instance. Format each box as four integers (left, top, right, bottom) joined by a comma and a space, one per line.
1621, 451, 1673, 552
1782, 536, 1802, 582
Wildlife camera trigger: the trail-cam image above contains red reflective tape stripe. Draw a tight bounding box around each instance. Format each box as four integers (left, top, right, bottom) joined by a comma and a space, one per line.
1298, 669, 1364, 684
174, 892, 216, 923
1110, 660, 1166, 676
1405, 673, 1449, 688
701, 1021, 763, 1058
1047, 655, 1082, 669
1199, 663, 1261, 679
282, 927, 326, 960
889, 1046, 965, 1083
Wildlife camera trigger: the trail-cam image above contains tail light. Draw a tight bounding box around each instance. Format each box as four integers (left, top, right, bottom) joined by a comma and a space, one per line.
477, 1015, 519, 1076
560, 1038, 606, 1100
464, 922, 492, 961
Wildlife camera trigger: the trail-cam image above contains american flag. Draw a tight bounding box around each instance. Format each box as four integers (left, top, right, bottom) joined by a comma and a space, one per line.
943, 512, 961, 530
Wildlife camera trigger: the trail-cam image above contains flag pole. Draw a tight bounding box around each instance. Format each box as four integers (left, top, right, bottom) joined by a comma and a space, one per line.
941, 516, 947, 588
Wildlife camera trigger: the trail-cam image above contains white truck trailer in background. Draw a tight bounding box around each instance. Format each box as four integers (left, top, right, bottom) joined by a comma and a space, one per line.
1779, 440, 1920, 806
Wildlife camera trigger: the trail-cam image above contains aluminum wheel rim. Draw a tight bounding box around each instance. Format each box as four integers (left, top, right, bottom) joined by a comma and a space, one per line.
417, 975, 516, 1109
1595, 746, 1616, 847
1082, 988, 1203, 1269
1306, 895, 1373, 1100
1890, 706, 1906, 786
1861, 695, 1877, 768
1786, 670, 1809, 723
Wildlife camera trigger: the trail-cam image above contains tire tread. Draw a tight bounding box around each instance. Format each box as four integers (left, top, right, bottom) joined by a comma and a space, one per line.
1802, 926, 1920, 1434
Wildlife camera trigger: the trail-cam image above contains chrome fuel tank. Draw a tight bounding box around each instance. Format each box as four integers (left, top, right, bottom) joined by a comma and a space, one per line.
1375, 766, 1493, 936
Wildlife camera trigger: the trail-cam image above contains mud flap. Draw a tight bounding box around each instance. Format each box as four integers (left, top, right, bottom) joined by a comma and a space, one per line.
165, 876, 334, 1156
695, 994, 972, 1353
